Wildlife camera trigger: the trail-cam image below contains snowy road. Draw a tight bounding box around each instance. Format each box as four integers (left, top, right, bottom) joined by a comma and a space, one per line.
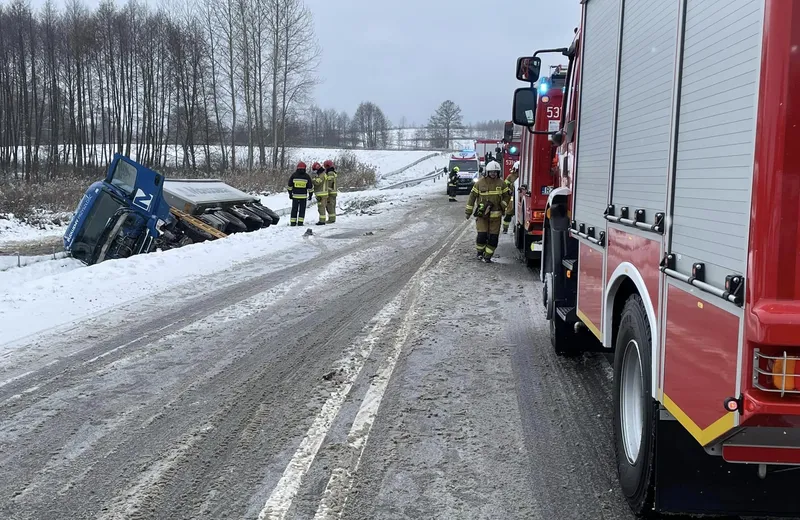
0, 192, 634, 519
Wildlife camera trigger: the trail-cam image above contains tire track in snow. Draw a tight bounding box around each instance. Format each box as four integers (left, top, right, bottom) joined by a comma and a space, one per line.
256, 222, 468, 520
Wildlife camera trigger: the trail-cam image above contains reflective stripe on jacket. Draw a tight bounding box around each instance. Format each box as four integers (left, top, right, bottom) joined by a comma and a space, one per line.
465, 177, 511, 218
312, 172, 328, 198
325, 169, 338, 195
288, 170, 313, 199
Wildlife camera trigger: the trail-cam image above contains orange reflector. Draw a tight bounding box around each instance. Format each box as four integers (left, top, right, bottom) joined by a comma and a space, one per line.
566, 270, 572, 279
724, 398, 739, 412
546, 208, 551, 219
542, 96, 550, 103
774, 357, 797, 391
532, 211, 546, 222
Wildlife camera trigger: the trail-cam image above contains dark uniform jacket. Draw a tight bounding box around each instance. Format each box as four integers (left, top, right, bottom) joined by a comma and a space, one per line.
288, 169, 313, 199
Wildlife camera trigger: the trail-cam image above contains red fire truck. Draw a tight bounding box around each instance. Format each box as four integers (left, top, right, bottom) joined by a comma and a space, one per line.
474, 139, 500, 167
512, 0, 800, 516
510, 69, 567, 265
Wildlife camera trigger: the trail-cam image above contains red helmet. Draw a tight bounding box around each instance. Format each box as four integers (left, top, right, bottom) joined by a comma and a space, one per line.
323, 160, 334, 169
311, 162, 322, 170
297, 161, 307, 170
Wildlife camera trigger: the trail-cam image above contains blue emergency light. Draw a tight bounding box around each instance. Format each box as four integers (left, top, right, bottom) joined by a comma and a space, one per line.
539, 82, 549, 94
509, 146, 518, 154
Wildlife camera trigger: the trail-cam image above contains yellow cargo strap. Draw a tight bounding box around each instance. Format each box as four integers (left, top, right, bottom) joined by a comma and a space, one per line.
170, 208, 228, 239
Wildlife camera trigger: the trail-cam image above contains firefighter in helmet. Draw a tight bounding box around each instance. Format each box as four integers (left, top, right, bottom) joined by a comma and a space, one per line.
447, 166, 460, 202
466, 161, 510, 263
323, 159, 337, 224
311, 162, 328, 225
502, 160, 521, 234
287, 161, 312, 226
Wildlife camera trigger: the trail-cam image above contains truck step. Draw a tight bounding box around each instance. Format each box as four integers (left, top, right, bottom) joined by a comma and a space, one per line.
556, 306, 575, 321
170, 208, 228, 240
562, 258, 577, 271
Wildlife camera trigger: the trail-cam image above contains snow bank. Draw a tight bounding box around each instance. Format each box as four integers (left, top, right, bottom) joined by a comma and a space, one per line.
0, 181, 440, 347
0, 213, 68, 246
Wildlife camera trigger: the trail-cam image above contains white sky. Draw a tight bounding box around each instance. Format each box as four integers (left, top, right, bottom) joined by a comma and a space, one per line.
30, 0, 582, 125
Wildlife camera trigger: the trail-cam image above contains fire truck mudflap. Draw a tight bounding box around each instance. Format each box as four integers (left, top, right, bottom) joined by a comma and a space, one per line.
513, 0, 800, 516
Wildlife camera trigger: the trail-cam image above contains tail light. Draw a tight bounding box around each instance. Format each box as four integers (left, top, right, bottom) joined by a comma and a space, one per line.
532, 211, 546, 222
753, 349, 800, 396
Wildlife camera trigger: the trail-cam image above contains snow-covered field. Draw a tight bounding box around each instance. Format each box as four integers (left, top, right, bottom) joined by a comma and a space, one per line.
0, 180, 441, 347
2, 144, 438, 174
0, 149, 448, 247
0, 213, 71, 246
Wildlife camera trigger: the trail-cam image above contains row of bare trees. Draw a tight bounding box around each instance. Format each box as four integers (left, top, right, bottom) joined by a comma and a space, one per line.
297, 101, 390, 150
0, 0, 319, 182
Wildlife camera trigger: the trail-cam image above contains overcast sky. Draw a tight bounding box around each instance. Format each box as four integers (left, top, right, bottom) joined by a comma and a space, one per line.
303, 0, 581, 125
34, 0, 581, 126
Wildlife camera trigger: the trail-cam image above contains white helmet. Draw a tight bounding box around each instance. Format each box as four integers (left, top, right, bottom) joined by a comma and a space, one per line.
486, 161, 501, 178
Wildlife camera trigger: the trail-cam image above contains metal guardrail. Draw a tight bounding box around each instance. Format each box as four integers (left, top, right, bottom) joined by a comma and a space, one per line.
380, 169, 445, 191
0, 248, 69, 272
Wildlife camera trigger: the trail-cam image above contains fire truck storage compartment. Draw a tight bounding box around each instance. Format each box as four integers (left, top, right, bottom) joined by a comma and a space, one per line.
609, 0, 678, 228
572, 0, 621, 233
669, 0, 762, 290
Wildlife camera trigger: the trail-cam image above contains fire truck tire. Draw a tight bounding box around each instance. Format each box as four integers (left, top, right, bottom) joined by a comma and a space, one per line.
514, 223, 524, 250
613, 294, 657, 517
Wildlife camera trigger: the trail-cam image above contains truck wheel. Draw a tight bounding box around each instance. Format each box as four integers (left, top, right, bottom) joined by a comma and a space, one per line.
180, 220, 214, 243
613, 294, 656, 516
216, 210, 247, 233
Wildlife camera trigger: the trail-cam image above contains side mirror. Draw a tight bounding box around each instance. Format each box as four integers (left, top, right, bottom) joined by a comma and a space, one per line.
516, 56, 541, 82
513, 87, 538, 127
550, 131, 564, 147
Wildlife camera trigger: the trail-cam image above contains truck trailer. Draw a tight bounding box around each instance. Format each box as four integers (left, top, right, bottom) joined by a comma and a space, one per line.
63, 154, 279, 265
512, 0, 800, 516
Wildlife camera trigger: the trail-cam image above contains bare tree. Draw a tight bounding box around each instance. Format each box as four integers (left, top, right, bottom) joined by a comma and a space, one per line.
428, 100, 463, 149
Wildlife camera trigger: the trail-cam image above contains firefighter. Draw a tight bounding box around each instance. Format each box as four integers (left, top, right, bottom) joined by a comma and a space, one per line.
323, 159, 337, 224
466, 161, 510, 263
287, 161, 312, 226
311, 162, 328, 225
502, 160, 521, 234
447, 166, 459, 202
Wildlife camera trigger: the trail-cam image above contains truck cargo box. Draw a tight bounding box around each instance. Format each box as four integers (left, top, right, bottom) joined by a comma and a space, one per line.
163, 179, 258, 214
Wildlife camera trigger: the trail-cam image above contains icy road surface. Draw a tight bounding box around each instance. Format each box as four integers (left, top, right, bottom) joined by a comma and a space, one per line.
0, 188, 634, 519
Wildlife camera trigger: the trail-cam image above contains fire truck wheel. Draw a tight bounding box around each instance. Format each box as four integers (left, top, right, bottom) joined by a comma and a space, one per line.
613, 294, 656, 516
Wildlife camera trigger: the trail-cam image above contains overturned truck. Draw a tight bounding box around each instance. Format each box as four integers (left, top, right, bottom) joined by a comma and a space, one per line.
64, 154, 279, 265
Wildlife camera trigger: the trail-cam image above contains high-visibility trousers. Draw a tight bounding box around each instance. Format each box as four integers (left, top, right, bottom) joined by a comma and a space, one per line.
316, 196, 328, 223
326, 194, 337, 223
290, 198, 307, 225
476, 217, 502, 258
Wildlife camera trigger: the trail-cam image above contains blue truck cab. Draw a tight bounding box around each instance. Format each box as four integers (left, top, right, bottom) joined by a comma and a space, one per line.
63, 154, 171, 265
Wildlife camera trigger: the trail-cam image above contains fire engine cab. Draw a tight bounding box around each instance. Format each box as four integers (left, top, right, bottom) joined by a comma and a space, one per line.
511, 67, 567, 265
512, 0, 800, 516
